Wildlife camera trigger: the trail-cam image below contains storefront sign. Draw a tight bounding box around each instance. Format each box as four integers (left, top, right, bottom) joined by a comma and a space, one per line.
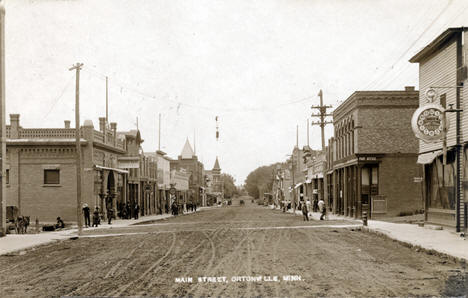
169, 187, 176, 195
411, 103, 446, 143
118, 157, 140, 169
359, 157, 377, 161
413, 177, 423, 183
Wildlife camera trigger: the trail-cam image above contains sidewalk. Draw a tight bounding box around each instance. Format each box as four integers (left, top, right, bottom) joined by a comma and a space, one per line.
271, 205, 468, 262
0, 207, 210, 256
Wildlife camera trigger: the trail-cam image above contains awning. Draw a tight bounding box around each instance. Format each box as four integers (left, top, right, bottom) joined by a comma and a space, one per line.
305, 179, 312, 184
313, 173, 324, 179
94, 165, 129, 174
417, 150, 442, 165
294, 183, 304, 189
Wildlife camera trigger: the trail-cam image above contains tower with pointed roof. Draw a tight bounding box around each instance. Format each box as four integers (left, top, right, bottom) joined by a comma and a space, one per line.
180, 138, 195, 159
171, 138, 205, 206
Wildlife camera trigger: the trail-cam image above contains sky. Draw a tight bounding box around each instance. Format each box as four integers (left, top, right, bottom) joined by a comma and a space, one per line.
4, 0, 468, 185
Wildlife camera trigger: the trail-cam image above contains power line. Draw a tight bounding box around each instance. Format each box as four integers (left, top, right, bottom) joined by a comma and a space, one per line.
82, 67, 314, 114
42, 74, 75, 120
363, 0, 453, 91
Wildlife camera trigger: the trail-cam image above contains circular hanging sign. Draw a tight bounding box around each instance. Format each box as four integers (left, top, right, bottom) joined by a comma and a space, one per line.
411, 103, 447, 143
169, 187, 176, 195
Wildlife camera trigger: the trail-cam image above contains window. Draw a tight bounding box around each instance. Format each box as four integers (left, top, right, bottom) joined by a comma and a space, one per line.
440, 93, 446, 108
5, 169, 9, 184
44, 169, 60, 184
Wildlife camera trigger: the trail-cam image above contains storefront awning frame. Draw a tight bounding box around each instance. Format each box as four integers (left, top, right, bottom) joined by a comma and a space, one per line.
417, 150, 442, 165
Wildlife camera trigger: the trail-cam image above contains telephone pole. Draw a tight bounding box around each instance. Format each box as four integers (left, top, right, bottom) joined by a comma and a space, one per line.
0, 2, 6, 237
69, 63, 84, 236
311, 89, 333, 211
311, 89, 333, 151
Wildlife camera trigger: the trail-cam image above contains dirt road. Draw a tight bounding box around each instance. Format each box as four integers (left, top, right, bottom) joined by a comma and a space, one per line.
1, 197, 466, 297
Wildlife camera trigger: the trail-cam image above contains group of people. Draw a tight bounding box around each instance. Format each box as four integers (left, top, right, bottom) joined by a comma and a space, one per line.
81, 204, 102, 227
301, 198, 327, 221
81, 202, 141, 228
81, 200, 197, 226
171, 201, 197, 216
117, 202, 140, 220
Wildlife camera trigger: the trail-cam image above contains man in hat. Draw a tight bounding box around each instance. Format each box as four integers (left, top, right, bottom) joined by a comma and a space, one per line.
82, 203, 90, 228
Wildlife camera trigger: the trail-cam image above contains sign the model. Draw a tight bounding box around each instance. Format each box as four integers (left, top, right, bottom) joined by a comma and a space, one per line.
169, 187, 176, 195
411, 103, 447, 143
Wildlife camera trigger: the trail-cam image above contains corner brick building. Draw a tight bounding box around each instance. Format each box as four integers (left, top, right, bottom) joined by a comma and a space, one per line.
331, 87, 422, 218
5, 115, 158, 223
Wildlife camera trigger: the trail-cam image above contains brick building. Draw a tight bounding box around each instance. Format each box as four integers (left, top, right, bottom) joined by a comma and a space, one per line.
409, 27, 468, 231
170, 139, 205, 206
205, 157, 223, 204
5, 115, 158, 223
331, 87, 422, 218
170, 167, 190, 209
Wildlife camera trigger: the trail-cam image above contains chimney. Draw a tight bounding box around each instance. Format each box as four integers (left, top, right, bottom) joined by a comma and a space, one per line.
110, 122, 117, 146
405, 86, 415, 92
64, 120, 71, 129
99, 117, 106, 132
10, 114, 20, 139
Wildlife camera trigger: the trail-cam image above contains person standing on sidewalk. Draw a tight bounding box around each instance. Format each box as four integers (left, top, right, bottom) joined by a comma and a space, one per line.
318, 198, 326, 220
82, 203, 91, 228
302, 202, 309, 221
134, 203, 140, 220
92, 207, 100, 227
107, 207, 114, 225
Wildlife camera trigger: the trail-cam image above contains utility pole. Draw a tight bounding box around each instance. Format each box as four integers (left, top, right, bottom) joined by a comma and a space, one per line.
296, 125, 298, 147
69, 63, 84, 236
158, 113, 161, 151
0, 2, 6, 237
311, 89, 333, 151
292, 155, 296, 213
105, 76, 108, 122
311, 89, 333, 212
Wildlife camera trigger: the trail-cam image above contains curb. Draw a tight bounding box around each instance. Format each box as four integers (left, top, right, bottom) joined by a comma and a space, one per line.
0, 208, 211, 256
361, 226, 467, 265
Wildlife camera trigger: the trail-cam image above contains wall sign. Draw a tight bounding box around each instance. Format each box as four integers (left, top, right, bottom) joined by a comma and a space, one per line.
411, 103, 447, 143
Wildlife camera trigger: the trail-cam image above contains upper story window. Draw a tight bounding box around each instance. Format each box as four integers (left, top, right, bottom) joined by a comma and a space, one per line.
44, 169, 60, 184
440, 93, 446, 108
6, 169, 9, 184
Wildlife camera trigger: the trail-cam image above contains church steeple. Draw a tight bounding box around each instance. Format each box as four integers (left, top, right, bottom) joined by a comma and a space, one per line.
213, 156, 220, 170
212, 156, 221, 174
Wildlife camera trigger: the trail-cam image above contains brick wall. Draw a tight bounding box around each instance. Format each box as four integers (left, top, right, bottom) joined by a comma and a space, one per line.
6, 147, 78, 222
378, 154, 422, 217
357, 107, 418, 154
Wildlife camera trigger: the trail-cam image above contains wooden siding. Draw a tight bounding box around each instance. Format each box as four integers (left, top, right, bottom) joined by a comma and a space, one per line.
418, 39, 457, 153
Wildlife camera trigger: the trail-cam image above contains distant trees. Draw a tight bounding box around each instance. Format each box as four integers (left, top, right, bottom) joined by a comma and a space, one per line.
244, 163, 282, 199
222, 173, 239, 198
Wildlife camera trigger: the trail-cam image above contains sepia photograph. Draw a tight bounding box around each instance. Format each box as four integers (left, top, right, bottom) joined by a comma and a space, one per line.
0, 0, 468, 297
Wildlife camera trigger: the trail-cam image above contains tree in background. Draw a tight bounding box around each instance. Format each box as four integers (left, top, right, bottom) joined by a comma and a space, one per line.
244, 163, 282, 199
222, 173, 239, 198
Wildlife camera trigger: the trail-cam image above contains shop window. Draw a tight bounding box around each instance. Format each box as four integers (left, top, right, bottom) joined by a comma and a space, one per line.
427, 154, 456, 210
361, 167, 370, 194
361, 165, 379, 201
371, 167, 378, 195
44, 169, 60, 184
